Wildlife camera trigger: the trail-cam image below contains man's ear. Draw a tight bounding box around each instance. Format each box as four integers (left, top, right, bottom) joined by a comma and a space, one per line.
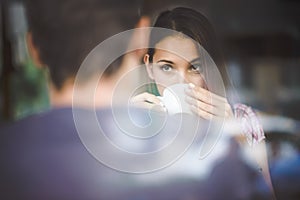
144, 54, 154, 80
126, 16, 150, 56
115, 16, 151, 77
26, 32, 45, 68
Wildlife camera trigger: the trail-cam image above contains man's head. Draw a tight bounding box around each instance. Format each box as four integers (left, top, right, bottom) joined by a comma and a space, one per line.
25, 0, 141, 90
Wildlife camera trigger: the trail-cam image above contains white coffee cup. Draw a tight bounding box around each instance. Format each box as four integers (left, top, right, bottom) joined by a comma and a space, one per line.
157, 83, 192, 115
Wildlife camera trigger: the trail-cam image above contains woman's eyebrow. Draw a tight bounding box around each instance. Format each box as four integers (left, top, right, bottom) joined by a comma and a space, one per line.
189, 57, 201, 63
157, 59, 174, 64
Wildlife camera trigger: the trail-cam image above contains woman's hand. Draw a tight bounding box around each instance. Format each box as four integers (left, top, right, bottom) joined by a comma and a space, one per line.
130, 92, 166, 112
185, 83, 233, 120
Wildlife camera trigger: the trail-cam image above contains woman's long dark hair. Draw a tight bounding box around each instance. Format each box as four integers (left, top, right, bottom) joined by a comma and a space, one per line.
148, 7, 231, 87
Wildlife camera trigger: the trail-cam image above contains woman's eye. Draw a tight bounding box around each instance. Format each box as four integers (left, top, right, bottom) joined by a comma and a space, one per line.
160, 64, 173, 72
190, 64, 202, 73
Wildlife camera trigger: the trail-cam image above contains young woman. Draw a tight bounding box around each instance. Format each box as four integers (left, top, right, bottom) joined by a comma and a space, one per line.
131, 7, 275, 197
131, 7, 237, 120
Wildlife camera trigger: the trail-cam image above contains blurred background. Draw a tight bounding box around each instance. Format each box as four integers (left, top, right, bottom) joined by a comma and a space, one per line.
1, 0, 300, 196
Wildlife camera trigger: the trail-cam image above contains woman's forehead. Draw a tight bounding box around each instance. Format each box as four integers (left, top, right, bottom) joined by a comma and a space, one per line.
154, 36, 199, 61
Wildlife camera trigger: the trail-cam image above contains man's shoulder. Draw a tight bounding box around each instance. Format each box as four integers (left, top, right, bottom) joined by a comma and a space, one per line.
1, 108, 74, 135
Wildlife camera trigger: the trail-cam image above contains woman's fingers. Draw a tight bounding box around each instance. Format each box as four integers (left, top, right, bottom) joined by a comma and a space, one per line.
190, 104, 214, 120
185, 84, 233, 119
186, 87, 227, 105
131, 92, 161, 104
186, 96, 223, 116
186, 96, 231, 119
130, 92, 165, 112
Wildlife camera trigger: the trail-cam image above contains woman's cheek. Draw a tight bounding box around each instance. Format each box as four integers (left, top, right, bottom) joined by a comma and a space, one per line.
187, 74, 207, 88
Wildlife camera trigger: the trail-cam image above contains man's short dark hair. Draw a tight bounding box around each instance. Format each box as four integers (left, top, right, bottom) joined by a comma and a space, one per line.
25, 0, 141, 89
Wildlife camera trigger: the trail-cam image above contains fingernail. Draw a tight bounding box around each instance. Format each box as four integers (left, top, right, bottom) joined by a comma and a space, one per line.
188, 83, 195, 88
